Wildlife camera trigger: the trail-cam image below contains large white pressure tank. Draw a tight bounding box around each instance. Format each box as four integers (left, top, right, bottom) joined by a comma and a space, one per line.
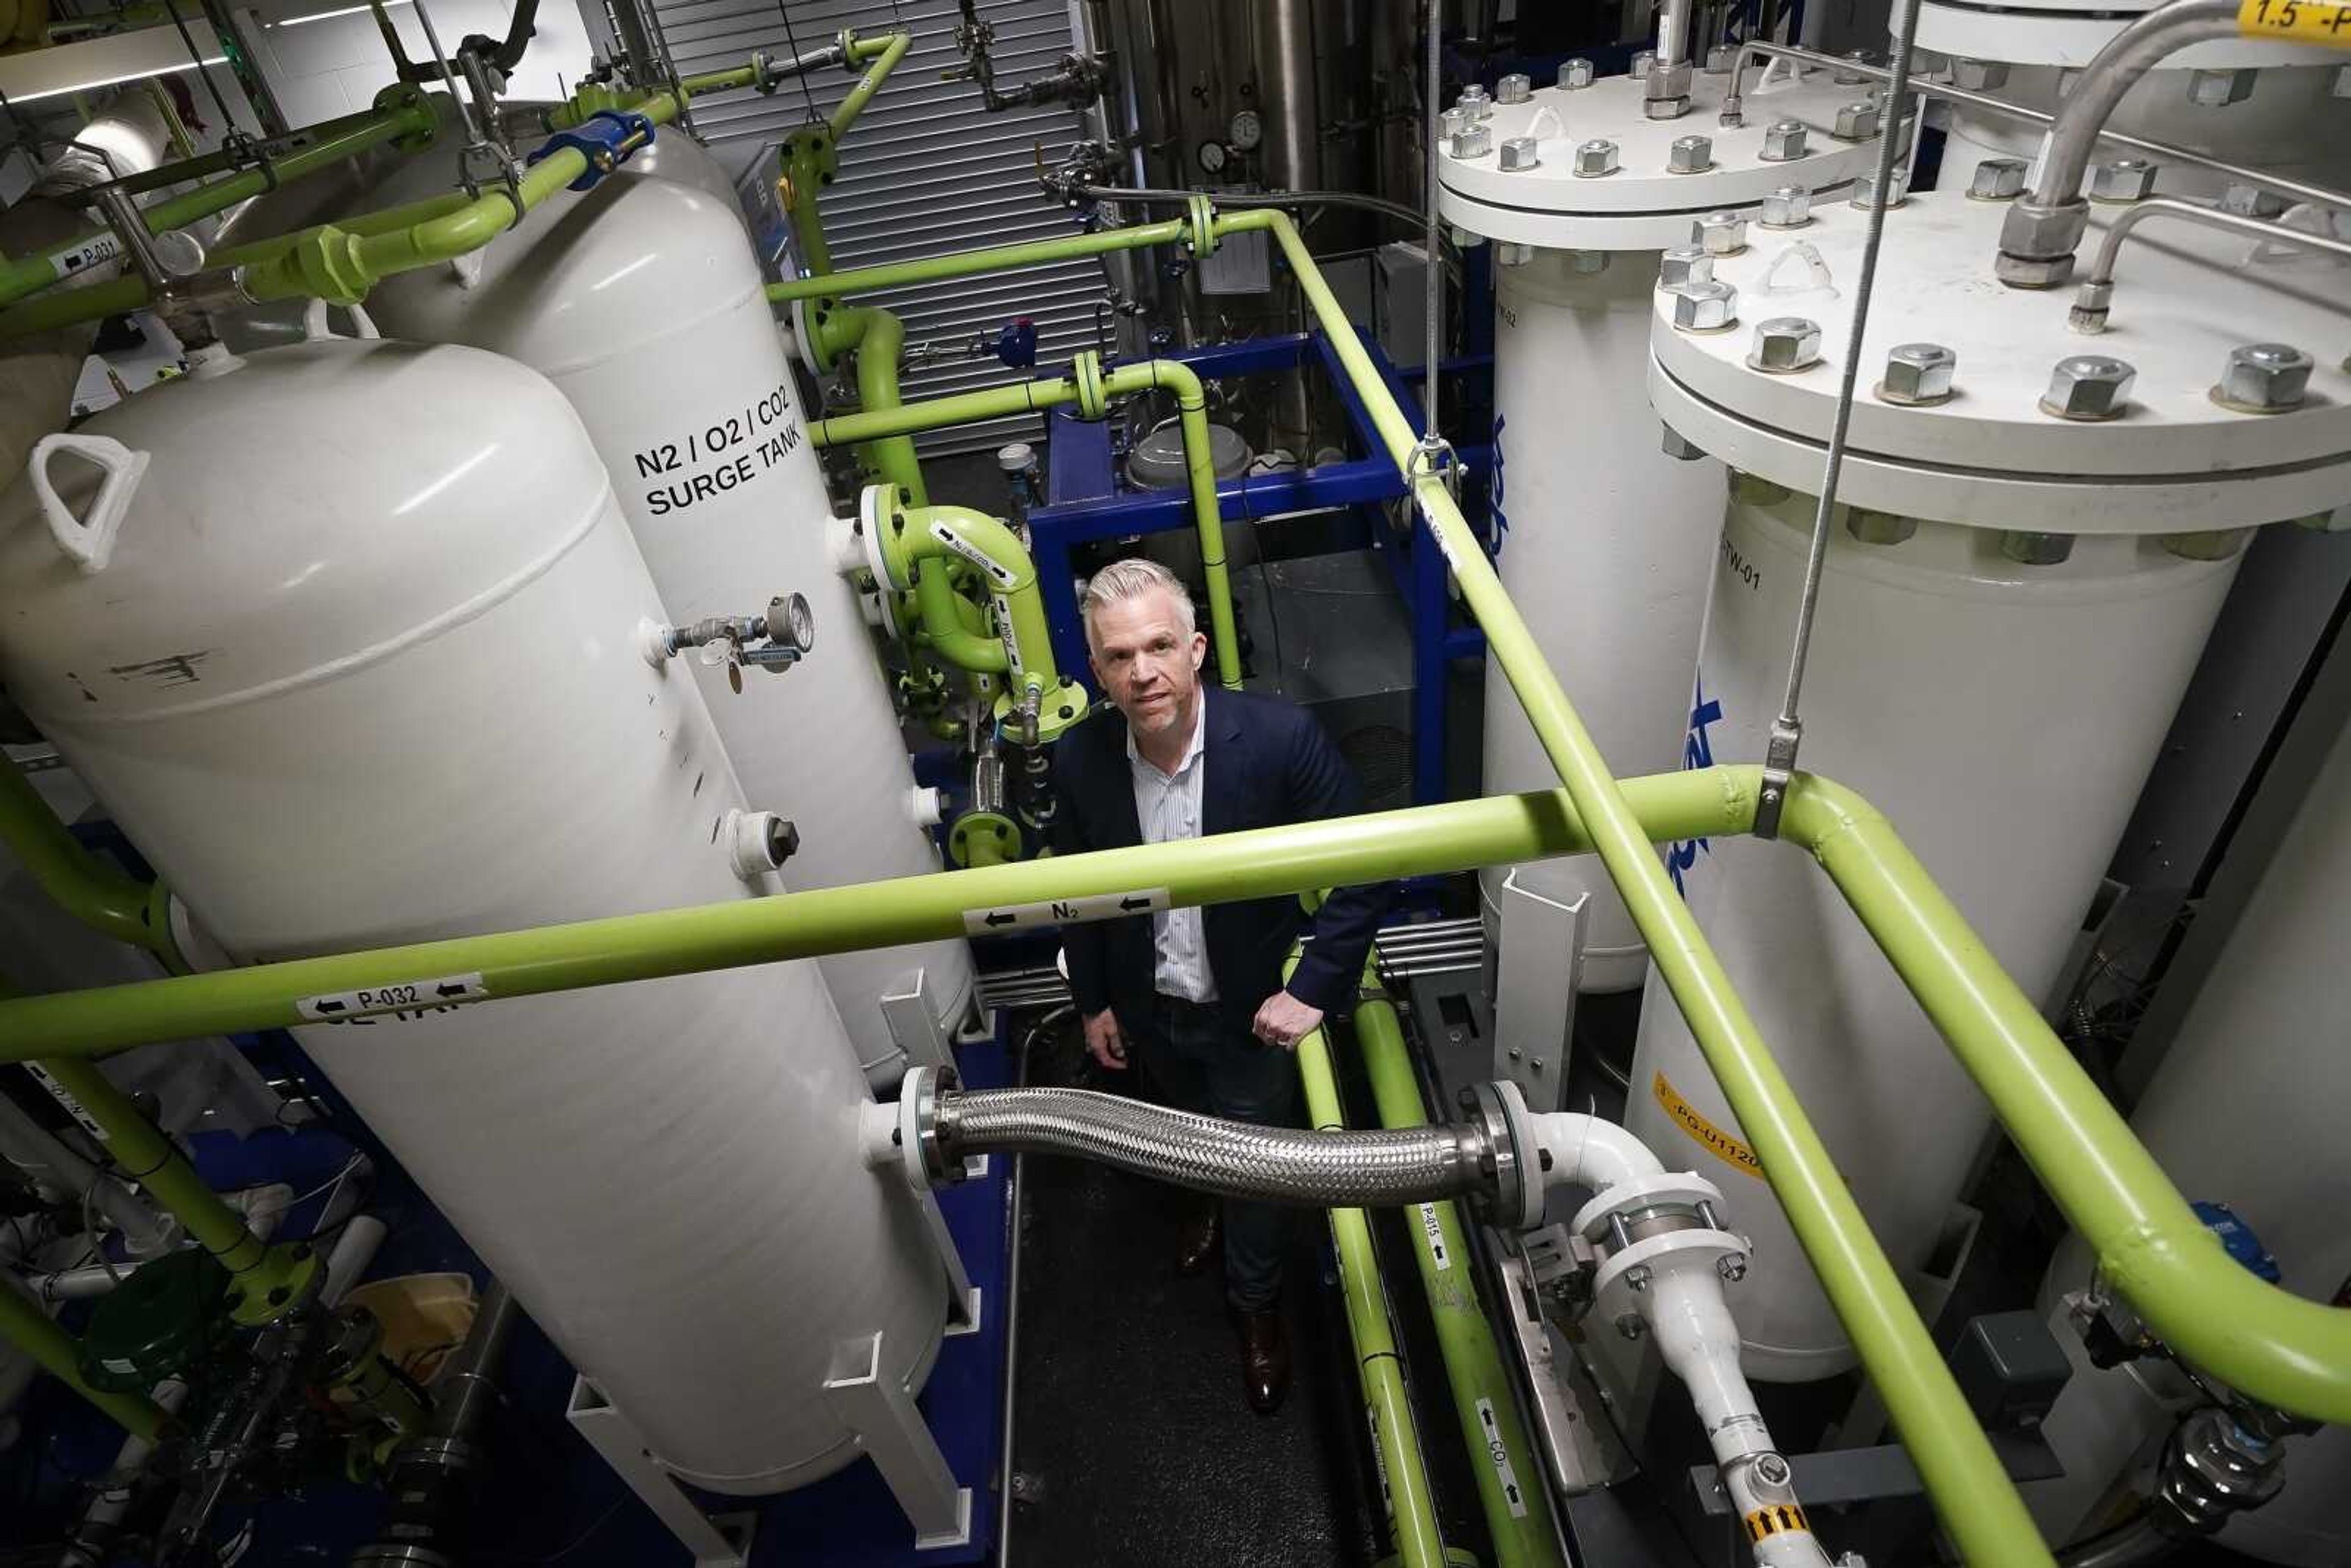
1440, 62, 1881, 994
0, 340, 944, 1491
2027, 698, 2351, 1565
1641, 189, 2351, 1376
354, 125, 978, 1079
1631, 494, 2239, 1375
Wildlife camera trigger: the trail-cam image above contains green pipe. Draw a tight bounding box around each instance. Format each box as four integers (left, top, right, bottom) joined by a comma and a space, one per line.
1290, 953, 1449, 1568
831, 29, 910, 140
1781, 775, 2351, 1425
0, 1280, 170, 1441
819, 305, 928, 503
808, 359, 1243, 689
901, 506, 1057, 689
780, 126, 838, 278
766, 219, 1193, 305
910, 571, 1008, 673
1354, 961, 1565, 1568
0, 771, 1747, 1062
0, 89, 441, 309
1225, 206, 2050, 1568
0, 755, 179, 964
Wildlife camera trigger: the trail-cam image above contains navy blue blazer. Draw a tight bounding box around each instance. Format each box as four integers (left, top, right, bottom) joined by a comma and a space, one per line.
1051, 686, 1394, 1033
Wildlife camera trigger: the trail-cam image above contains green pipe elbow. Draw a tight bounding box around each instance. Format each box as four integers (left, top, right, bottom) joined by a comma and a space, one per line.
0, 756, 181, 966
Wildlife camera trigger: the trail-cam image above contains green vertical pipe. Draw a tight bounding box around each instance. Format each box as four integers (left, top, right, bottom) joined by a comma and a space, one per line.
820, 305, 928, 504
1354, 962, 1565, 1568
901, 506, 1059, 688
0, 755, 178, 964
766, 219, 1193, 304
1289, 955, 1450, 1568
1781, 774, 2351, 1425
0, 1280, 169, 1440
1228, 206, 2055, 1568
780, 127, 838, 278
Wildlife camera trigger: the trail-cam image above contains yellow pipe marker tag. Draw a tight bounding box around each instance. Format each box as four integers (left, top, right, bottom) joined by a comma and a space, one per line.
1651, 1071, 1766, 1180
2238, 0, 2351, 43
1746, 1503, 1813, 1543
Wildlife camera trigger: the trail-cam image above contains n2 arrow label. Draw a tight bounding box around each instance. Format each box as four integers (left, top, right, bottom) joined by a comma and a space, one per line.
961, 888, 1172, 935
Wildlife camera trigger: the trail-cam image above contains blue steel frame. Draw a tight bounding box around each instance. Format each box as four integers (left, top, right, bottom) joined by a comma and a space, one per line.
1026, 331, 1490, 806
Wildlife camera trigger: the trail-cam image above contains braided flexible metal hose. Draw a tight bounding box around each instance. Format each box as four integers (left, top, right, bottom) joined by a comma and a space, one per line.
937, 1087, 1491, 1209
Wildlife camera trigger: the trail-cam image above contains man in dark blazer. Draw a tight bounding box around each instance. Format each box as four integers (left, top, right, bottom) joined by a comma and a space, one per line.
1052, 558, 1392, 1415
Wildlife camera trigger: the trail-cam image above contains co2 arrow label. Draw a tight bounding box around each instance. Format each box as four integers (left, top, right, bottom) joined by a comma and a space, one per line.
297, 973, 489, 1025
962, 888, 1170, 934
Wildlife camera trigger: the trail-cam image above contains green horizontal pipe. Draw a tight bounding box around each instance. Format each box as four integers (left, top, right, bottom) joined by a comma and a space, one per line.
1225, 205, 2050, 1568
1782, 776, 2351, 1426
0, 1280, 168, 1441
1354, 961, 1565, 1568
0, 93, 438, 309
1291, 953, 1449, 1568
766, 218, 1192, 304
0, 754, 178, 964
0, 770, 1748, 1062
809, 359, 1243, 689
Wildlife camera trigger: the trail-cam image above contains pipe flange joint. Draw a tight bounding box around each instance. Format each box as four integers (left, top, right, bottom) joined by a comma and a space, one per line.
1071, 350, 1111, 421
371, 83, 441, 151
223, 1240, 324, 1327
948, 810, 1024, 867
1183, 193, 1220, 260
856, 482, 913, 590
992, 677, 1090, 744
902, 1065, 966, 1186
1461, 1079, 1535, 1229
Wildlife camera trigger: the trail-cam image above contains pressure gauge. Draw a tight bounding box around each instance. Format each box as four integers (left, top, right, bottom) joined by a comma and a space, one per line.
1228, 110, 1263, 152
1196, 139, 1229, 176
768, 592, 816, 655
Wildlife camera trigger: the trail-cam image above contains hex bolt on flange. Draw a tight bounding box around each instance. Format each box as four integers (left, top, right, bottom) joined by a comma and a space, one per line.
1559, 57, 1594, 91
1498, 136, 1540, 171
1448, 122, 1493, 160
1668, 134, 1714, 174
1877, 343, 1958, 406
1846, 509, 1919, 546
1760, 120, 1808, 162
1748, 316, 1824, 373
1834, 100, 1880, 140
1968, 157, 2028, 201
1693, 211, 1748, 255
2089, 158, 2158, 203
1669, 279, 1739, 333
1760, 186, 1812, 229
1657, 247, 1714, 288
1850, 168, 1908, 210
2041, 356, 2136, 421
1496, 72, 1531, 105
1573, 138, 1621, 178
2212, 343, 2314, 414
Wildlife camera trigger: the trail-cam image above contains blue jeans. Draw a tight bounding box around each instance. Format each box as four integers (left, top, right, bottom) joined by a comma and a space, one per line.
1133, 993, 1299, 1312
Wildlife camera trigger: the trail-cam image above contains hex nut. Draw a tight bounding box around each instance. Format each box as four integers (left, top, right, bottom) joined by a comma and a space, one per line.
1952, 58, 2009, 91
1669, 134, 1715, 174
1644, 59, 1694, 103
1496, 72, 1532, 105
1850, 168, 1909, 210
1441, 107, 1473, 141
1494, 241, 1534, 268
1749, 316, 1823, 372
1448, 122, 1494, 159
2220, 182, 2287, 218
1760, 186, 1813, 228
1456, 84, 1493, 121
1657, 247, 1715, 288
1834, 48, 1874, 85
1693, 211, 1749, 254
1670, 279, 1738, 332
1729, 470, 1793, 505
2218, 343, 2315, 412
1968, 156, 2028, 201
1761, 120, 1808, 161
1573, 138, 1621, 178
1705, 44, 1736, 73
1630, 49, 1655, 79
1662, 426, 1704, 460
1834, 100, 1881, 140
2336, 63, 2351, 100
1845, 509, 1918, 546
1498, 136, 1540, 171
2001, 530, 2076, 565
1569, 250, 1610, 275
1879, 342, 1958, 405
1559, 57, 1595, 91
2042, 355, 2137, 420
2089, 158, 2158, 202
2188, 69, 2255, 108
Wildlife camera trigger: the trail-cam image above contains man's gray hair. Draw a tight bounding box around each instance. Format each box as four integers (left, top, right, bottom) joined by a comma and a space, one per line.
1081, 557, 1196, 648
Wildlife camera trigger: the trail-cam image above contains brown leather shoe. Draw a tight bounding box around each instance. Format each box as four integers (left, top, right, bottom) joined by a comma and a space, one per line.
1232, 1305, 1291, 1416
1174, 1207, 1220, 1276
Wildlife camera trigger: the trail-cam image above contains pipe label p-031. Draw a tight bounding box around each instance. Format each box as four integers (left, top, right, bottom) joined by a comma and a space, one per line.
2238, 0, 2351, 42
296, 973, 489, 1026
961, 888, 1170, 934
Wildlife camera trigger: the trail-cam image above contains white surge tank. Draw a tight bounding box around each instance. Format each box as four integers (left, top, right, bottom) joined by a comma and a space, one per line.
1483, 253, 1723, 991
0, 340, 944, 1491
357, 130, 976, 1079
1628, 493, 2240, 1377
2028, 709, 2351, 1565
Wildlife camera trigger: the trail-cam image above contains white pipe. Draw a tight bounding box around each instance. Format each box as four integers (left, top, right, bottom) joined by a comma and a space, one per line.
0, 1096, 172, 1255
19, 1183, 294, 1302
59, 1375, 191, 1568
1529, 1112, 1848, 1568
321, 1215, 387, 1308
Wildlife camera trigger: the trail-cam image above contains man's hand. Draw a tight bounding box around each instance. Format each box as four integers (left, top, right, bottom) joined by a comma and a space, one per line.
1083, 1008, 1128, 1071
1253, 991, 1324, 1051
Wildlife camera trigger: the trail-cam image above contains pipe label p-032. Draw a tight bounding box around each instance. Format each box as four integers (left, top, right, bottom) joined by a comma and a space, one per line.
961, 888, 1170, 934
296, 973, 489, 1026
2238, 0, 2351, 42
